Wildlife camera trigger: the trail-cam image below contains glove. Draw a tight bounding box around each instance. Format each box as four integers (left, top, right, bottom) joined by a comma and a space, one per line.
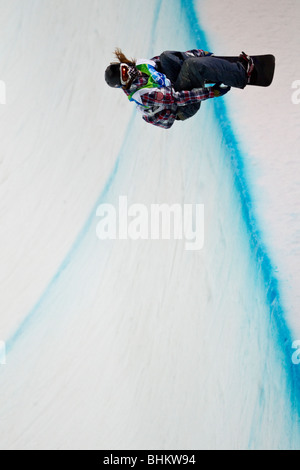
211, 82, 231, 97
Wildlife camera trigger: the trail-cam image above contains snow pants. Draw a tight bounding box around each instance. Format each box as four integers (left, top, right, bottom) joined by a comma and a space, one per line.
159, 51, 248, 120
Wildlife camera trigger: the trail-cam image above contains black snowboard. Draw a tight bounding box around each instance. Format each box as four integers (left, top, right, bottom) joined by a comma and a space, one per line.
214, 54, 275, 87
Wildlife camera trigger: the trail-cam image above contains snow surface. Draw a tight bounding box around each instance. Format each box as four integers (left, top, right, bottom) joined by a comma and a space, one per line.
0, 0, 299, 450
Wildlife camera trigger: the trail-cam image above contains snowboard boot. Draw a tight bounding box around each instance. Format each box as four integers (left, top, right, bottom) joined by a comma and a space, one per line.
238, 52, 255, 83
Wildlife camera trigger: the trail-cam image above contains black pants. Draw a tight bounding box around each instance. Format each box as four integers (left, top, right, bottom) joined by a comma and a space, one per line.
159, 51, 200, 121
159, 51, 247, 120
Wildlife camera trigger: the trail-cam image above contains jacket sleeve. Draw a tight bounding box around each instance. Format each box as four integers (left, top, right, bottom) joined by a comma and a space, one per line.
173, 87, 215, 106
138, 87, 176, 107
138, 85, 215, 108
150, 50, 213, 71
150, 55, 161, 67
185, 49, 214, 58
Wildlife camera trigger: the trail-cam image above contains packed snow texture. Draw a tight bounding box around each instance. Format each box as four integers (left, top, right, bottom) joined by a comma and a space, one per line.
0, 0, 299, 450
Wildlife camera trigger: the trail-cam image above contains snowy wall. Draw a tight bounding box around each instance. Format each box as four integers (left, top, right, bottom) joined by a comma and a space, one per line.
0, 0, 299, 450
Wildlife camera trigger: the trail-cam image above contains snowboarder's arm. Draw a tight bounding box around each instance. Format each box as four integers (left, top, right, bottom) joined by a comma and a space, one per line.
185, 49, 214, 58
150, 50, 213, 69
138, 86, 215, 108
174, 87, 215, 105
138, 87, 176, 107
150, 55, 160, 66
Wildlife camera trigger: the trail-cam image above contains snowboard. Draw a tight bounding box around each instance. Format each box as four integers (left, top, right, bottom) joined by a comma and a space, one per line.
214, 54, 275, 87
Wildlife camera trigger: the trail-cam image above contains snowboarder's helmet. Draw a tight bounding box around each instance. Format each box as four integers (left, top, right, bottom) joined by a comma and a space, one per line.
105, 63, 121, 88
105, 63, 137, 88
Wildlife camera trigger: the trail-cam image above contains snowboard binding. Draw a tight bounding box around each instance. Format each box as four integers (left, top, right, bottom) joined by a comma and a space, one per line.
238, 52, 255, 83
214, 53, 275, 87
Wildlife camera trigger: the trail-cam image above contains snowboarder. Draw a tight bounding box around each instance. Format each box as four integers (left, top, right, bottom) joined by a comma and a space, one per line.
104, 48, 254, 129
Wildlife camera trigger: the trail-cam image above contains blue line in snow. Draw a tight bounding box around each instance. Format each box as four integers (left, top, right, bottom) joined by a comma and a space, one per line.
5, 0, 163, 355
6, 110, 135, 355
182, 0, 300, 419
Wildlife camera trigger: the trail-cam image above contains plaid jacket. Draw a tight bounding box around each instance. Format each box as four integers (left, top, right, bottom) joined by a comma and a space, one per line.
123, 49, 215, 129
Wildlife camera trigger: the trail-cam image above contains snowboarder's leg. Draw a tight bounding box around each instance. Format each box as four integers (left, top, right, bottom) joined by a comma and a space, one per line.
159, 51, 188, 84
174, 56, 248, 91
160, 51, 201, 121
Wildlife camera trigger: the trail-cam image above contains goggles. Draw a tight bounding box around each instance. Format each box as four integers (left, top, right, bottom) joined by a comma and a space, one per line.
120, 63, 138, 87
120, 63, 130, 86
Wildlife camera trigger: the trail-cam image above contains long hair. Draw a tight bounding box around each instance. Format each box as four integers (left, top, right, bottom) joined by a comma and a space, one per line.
111, 48, 137, 89
114, 48, 136, 67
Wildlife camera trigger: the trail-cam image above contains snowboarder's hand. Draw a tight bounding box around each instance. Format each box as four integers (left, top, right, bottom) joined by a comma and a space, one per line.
211, 83, 231, 97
